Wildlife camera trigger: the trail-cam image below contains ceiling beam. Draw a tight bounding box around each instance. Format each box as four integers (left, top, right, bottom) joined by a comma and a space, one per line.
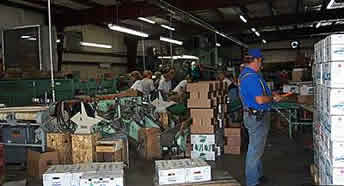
213, 8, 225, 21
0, 0, 45, 13
26, 0, 74, 12
56, 0, 274, 27
55, 1, 161, 27
220, 8, 344, 33
239, 24, 344, 43
68, 0, 103, 8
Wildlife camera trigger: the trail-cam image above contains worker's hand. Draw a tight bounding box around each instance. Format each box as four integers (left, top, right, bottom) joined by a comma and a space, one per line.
273, 94, 283, 102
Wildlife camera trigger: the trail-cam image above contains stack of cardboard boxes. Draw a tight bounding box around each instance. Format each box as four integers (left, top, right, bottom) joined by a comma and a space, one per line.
155, 159, 211, 185
43, 162, 125, 186
187, 81, 228, 160
313, 34, 344, 185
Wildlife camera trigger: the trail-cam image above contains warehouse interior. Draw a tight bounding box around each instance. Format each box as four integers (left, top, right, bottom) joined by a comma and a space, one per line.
0, 0, 342, 185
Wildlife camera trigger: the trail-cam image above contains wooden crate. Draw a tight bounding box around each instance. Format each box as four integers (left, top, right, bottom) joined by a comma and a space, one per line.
47, 133, 72, 164
71, 133, 100, 164
96, 139, 128, 163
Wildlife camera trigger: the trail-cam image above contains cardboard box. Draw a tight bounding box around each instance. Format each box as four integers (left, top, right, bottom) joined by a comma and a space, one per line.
224, 145, 241, 155
297, 95, 314, 105
333, 167, 344, 185
329, 140, 344, 167
190, 109, 218, 134
27, 150, 59, 178
80, 170, 124, 186
327, 62, 344, 88
191, 151, 216, 161
138, 128, 161, 160
186, 159, 211, 183
191, 135, 215, 144
187, 99, 215, 109
224, 127, 241, 137
326, 44, 344, 62
328, 88, 344, 115
326, 34, 344, 45
155, 159, 188, 185
283, 85, 300, 94
328, 115, 344, 140
292, 68, 305, 82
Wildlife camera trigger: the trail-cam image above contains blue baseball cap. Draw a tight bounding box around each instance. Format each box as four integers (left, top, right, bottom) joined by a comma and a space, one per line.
248, 48, 263, 58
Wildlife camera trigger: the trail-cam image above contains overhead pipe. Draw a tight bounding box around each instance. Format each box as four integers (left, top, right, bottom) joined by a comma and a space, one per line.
148, 0, 248, 48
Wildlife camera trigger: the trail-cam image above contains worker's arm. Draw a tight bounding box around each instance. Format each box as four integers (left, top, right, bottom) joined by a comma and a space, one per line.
256, 94, 283, 104
255, 96, 273, 104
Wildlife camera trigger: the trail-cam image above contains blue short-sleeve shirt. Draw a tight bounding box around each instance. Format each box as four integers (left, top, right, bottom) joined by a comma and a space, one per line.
239, 67, 272, 111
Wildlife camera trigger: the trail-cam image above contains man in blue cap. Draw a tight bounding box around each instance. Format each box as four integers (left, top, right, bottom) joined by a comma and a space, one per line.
239, 48, 283, 186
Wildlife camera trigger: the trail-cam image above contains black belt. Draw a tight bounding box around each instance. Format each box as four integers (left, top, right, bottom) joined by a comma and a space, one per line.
244, 108, 266, 115
244, 108, 266, 121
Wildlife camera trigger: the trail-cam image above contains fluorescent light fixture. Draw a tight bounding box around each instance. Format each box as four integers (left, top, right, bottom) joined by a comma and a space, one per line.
262, 39, 267, 44
80, 42, 112, 49
158, 55, 199, 60
138, 17, 156, 24
255, 31, 261, 37
21, 35, 31, 39
216, 43, 221, 47
160, 36, 183, 45
27, 37, 37, 41
251, 28, 256, 32
327, 0, 335, 9
316, 22, 321, 28
56, 39, 61, 43
161, 24, 175, 31
108, 24, 149, 38
239, 15, 247, 23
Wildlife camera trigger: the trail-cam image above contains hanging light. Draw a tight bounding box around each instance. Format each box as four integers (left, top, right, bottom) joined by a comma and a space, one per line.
108, 24, 149, 38
240, 15, 248, 23
255, 31, 261, 37
316, 22, 321, 28
251, 28, 256, 32
138, 17, 156, 24
161, 24, 175, 31
216, 43, 221, 47
262, 39, 267, 44
80, 42, 112, 49
160, 36, 183, 45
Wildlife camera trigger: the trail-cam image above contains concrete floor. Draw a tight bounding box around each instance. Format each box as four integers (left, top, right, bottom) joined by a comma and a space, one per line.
6, 129, 313, 186
125, 131, 313, 186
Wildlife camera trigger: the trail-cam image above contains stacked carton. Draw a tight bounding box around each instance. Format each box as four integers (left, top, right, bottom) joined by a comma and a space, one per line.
313, 34, 344, 185
187, 81, 227, 161
43, 162, 125, 186
155, 159, 211, 185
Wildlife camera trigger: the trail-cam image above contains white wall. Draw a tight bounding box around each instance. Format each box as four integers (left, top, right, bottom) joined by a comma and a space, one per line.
0, 4, 45, 57
249, 38, 319, 64
62, 25, 128, 80
0, 4, 45, 28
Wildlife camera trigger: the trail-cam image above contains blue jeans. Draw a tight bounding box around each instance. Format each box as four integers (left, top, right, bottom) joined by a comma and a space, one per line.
243, 111, 270, 186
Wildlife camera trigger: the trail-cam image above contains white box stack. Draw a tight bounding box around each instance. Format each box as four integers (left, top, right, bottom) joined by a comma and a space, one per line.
314, 34, 344, 185
43, 162, 125, 186
155, 159, 211, 185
